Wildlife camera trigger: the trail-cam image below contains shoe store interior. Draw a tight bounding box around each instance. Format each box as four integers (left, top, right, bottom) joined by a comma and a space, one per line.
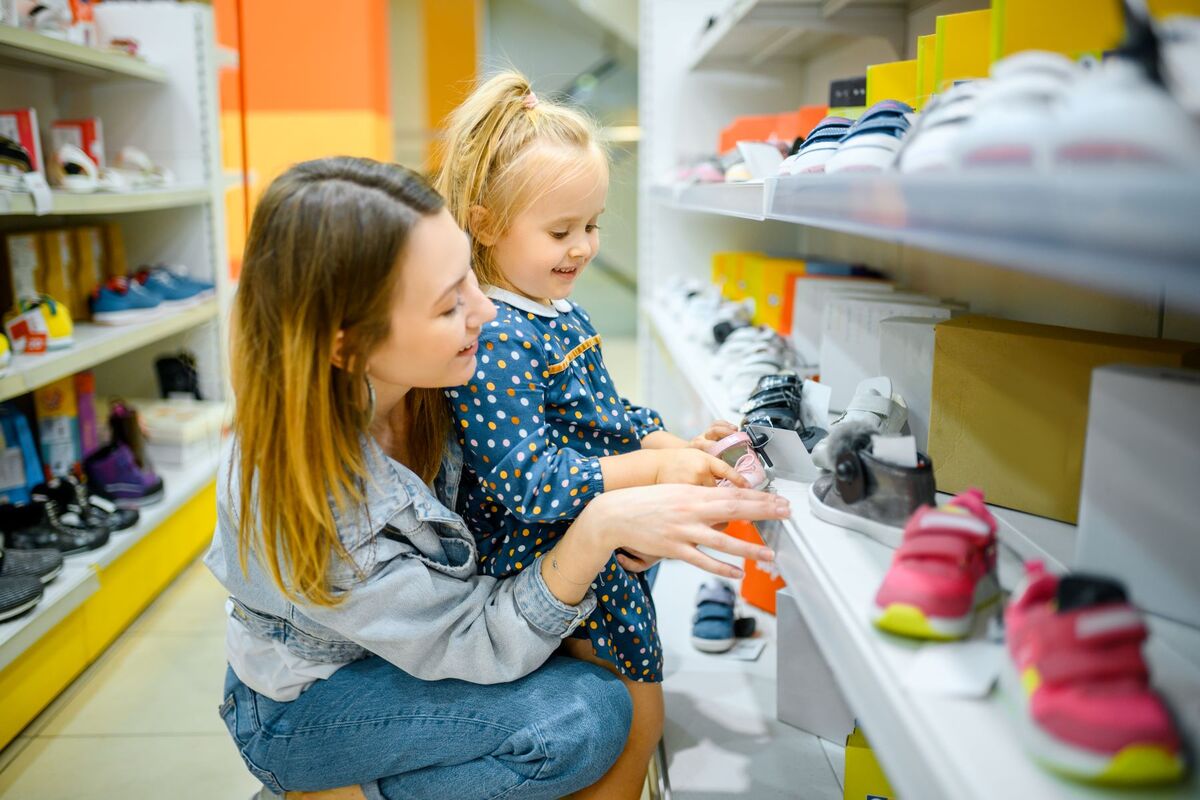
1, 0, 1199, 798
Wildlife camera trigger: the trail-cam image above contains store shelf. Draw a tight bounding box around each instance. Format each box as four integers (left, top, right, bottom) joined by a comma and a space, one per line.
0, 24, 167, 82
0, 299, 218, 402
0, 452, 220, 673
0, 185, 213, 217
648, 307, 1200, 798
651, 182, 769, 221
652, 174, 1200, 306
689, 0, 909, 71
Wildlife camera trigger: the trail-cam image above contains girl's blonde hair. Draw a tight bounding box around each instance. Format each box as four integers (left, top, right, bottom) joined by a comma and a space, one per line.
231, 157, 448, 606
434, 70, 606, 287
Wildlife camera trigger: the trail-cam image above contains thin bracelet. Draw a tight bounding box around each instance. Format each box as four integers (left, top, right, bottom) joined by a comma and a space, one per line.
551, 555, 595, 586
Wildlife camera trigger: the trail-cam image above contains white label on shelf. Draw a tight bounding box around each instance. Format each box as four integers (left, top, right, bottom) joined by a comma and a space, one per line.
871, 435, 917, 468
21, 172, 52, 216
902, 640, 1004, 699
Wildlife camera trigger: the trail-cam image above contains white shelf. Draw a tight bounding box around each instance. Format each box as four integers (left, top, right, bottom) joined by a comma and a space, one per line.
0, 300, 218, 402
651, 181, 769, 220
647, 308, 1200, 798
652, 174, 1200, 308
0, 23, 168, 82
0, 452, 219, 672
689, 0, 909, 71
0, 185, 213, 217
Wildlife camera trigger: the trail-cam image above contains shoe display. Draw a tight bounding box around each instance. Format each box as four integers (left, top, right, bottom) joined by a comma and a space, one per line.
778, 116, 853, 175
41, 475, 139, 533
825, 101, 914, 174
0, 134, 35, 191
740, 372, 826, 452
89, 276, 163, 325
0, 544, 64, 585
691, 579, 755, 653
84, 441, 164, 509
706, 430, 772, 491
4, 295, 74, 354
811, 377, 908, 471
809, 422, 935, 547
2, 491, 112, 556
871, 488, 999, 640
1003, 563, 1188, 786
155, 351, 204, 400
134, 266, 214, 308
0, 575, 44, 623
895, 81, 987, 173
52, 142, 100, 193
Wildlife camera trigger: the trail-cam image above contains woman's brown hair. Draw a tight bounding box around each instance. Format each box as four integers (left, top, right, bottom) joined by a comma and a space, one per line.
230, 156, 447, 606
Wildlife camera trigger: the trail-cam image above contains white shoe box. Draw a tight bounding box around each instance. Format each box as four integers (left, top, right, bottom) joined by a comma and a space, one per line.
820, 295, 964, 411
1075, 365, 1200, 631
776, 588, 855, 743
789, 279, 894, 367
879, 316, 943, 453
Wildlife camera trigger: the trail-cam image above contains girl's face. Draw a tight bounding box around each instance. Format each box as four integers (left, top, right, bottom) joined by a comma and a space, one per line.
366, 208, 497, 391
490, 147, 608, 303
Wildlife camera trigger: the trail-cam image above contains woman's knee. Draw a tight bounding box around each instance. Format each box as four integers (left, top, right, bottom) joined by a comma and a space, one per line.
535, 659, 632, 783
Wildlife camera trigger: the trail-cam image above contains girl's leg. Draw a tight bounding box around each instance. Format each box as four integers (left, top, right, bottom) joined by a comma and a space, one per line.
220, 655, 632, 800
560, 638, 665, 800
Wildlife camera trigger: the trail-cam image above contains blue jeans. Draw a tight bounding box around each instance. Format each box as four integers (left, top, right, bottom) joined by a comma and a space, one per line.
220, 655, 633, 800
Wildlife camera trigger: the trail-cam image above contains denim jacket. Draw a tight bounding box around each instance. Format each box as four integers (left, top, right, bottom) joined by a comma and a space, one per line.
203, 435, 597, 684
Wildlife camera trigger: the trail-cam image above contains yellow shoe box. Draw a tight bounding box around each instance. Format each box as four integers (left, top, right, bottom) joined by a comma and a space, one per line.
935, 9, 992, 92
746, 256, 807, 332
712, 251, 758, 300
991, 0, 1123, 60
38, 229, 76, 317
844, 725, 898, 800
916, 34, 937, 109
72, 226, 106, 321
866, 59, 918, 107
929, 316, 1200, 523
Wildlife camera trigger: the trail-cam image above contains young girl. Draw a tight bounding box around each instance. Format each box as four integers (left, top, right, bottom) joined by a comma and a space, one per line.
436, 72, 740, 797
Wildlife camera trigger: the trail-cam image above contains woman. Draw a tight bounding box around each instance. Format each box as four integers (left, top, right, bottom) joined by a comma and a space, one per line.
205, 157, 787, 800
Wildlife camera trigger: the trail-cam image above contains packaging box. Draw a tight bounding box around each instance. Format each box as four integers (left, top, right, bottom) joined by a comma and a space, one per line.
820, 294, 959, 410
34, 377, 81, 478
0, 107, 44, 175
776, 589, 854, 743
38, 228, 76, 307
790, 278, 894, 367
844, 725, 899, 800
134, 397, 227, 467
746, 256, 806, 333
74, 371, 99, 458
0, 405, 43, 506
72, 225, 106, 319
915, 34, 937, 109
879, 316, 941, 452
929, 316, 1200, 523
866, 59, 918, 107
101, 221, 128, 277
4, 231, 43, 304
712, 251, 758, 300
1075, 365, 1200, 631
991, 0, 1122, 60
51, 118, 106, 168
933, 9, 991, 92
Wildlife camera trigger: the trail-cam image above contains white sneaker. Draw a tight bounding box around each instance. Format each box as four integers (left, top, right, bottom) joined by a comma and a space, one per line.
811, 376, 908, 470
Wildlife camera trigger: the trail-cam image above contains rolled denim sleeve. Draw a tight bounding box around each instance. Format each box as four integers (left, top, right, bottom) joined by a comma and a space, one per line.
622, 398, 666, 440
302, 549, 595, 684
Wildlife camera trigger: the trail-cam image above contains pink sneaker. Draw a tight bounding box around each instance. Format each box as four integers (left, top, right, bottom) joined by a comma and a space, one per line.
1003, 563, 1187, 786
871, 488, 1000, 640
706, 431, 771, 491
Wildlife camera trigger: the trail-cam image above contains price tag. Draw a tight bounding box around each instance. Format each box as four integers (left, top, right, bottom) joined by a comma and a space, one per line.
22, 172, 53, 215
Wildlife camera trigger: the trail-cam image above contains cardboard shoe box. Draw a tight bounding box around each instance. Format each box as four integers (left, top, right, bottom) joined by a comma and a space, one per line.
1075, 365, 1200, 631
928, 316, 1200, 523
879, 316, 942, 452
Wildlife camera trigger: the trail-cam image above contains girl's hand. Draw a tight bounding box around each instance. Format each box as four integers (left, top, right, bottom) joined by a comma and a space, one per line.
615, 547, 660, 573
652, 447, 746, 488
688, 420, 739, 453
582, 485, 786, 580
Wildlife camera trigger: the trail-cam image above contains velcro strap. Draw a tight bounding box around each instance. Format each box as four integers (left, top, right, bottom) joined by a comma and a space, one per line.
846, 393, 894, 417
693, 601, 735, 625
1034, 606, 1150, 686
896, 532, 975, 563
696, 582, 735, 607
1038, 641, 1150, 687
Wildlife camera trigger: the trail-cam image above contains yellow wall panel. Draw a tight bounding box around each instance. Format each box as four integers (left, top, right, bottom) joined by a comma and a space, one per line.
992, 0, 1123, 60
936, 10, 992, 92
0, 609, 90, 748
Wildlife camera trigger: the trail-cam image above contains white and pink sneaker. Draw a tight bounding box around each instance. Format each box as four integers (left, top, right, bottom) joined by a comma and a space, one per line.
1003, 562, 1188, 786
871, 488, 1000, 640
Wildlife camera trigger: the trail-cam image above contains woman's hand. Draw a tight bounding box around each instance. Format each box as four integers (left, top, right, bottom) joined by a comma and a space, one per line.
615, 547, 660, 573
688, 419, 739, 453
653, 447, 747, 488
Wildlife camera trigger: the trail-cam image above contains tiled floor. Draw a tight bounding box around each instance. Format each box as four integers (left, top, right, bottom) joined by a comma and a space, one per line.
0, 339, 844, 799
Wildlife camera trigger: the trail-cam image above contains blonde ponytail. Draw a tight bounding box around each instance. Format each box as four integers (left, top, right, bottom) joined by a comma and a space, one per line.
434, 70, 606, 287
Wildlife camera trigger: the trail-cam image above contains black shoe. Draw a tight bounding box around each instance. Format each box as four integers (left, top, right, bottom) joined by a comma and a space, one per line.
0, 575, 43, 622
3, 489, 112, 556
0, 544, 64, 584
53, 474, 139, 532
155, 350, 203, 400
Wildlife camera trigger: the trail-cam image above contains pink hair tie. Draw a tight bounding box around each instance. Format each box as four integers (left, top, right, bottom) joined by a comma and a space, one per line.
522, 91, 539, 110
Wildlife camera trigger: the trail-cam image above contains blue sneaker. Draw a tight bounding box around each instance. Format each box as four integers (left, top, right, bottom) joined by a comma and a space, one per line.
90, 276, 162, 326
137, 265, 215, 306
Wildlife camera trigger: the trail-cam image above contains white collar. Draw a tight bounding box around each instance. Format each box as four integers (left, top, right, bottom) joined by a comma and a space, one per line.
485, 286, 572, 318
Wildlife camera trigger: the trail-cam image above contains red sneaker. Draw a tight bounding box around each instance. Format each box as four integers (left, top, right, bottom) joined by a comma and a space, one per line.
1003, 563, 1187, 786
871, 488, 1000, 640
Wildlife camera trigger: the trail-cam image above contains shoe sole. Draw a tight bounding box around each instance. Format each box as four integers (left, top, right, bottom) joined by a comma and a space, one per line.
808, 482, 905, 548
91, 309, 161, 325
999, 655, 1186, 786
39, 561, 64, 584
870, 574, 1001, 641
691, 635, 735, 654
0, 594, 42, 622
113, 486, 164, 509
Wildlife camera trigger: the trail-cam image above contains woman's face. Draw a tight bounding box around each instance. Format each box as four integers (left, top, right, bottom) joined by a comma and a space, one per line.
366, 209, 496, 392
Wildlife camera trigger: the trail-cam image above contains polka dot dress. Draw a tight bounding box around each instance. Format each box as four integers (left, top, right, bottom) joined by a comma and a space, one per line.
445, 288, 667, 682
